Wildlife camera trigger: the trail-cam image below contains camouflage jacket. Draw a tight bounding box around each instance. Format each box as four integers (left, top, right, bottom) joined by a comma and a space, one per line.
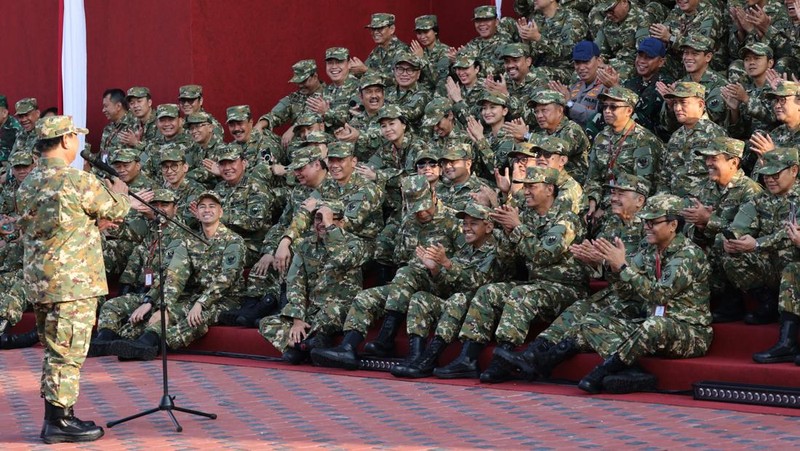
118, 220, 185, 288
367, 134, 429, 217
384, 83, 433, 130
623, 71, 674, 141
186, 136, 225, 189
374, 200, 462, 266
727, 0, 793, 59
730, 80, 778, 140
165, 177, 205, 230
420, 40, 453, 91
595, 4, 652, 69
432, 234, 513, 298
662, 70, 729, 129
0, 177, 21, 215
321, 76, 360, 129
528, 7, 589, 73
18, 156, 131, 303
233, 128, 286, 167
263, 182, 316, 255
11, 129, 37, 155
348, 110, 383, 162
259, 83, 326, 130
365, 37, 411, 87
661, 116, 727, 197
0, 116, 22, 162
437, 173, 490, 211
448, 85, 487, 127
214, 174, 276, 257
141, 134, 193, 179
530, 118, 591, 184
729, 182, 800, 256
130, 112, 163, 153
462, 33, 509, 77
690, 169, 762, 243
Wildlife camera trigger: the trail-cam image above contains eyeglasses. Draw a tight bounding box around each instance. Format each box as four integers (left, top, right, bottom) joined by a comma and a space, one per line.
772, 97, 795, 106
416, 161, 438, 170
762, 167, 788, 180
511, 156, 530, 165
439, 159, 460, 167
534, 150, 555, 159
644, 218, 670, 228
602, 103, 629, 111
161, 162, 183, 173
394, 66, 419, 74
179, 98, 198, 104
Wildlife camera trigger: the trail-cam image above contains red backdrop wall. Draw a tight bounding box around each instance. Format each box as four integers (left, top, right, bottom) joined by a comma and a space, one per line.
4, 1, 517, 149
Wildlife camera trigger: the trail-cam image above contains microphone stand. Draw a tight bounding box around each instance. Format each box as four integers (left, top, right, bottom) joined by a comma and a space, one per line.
94, 161, 216, 432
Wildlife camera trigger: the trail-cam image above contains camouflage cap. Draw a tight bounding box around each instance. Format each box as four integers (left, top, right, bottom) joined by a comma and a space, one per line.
473, 5, 497, 19
15, 97, 38, 115
766, 81, 800, 98
327, 141, 355, 158
529, 89, 566, 106
159, 143, 187, 163
359, 72, 386, 90
415, 15, 438, 30
638, 193, 685, 220
226, 105, 251, 122
479, 91, 509, 106
156, 103, 180, 119
600, 0, 620, 11
126, 86, 150, 99
756, 147, 799, 175
288, 145, 324, 170
376, 104, 405, 122
301, 131, 329, 145
196, 190, 223, 205
456, 202, 493, 220
8, 151, 34, 167
740, 42, 773, 59
217, 144, 243, 162
325, 47, 349, 61
108, 147, 140, 164
366, 13, 395, 28
604, 172, 650, 196
290, 59, 317, 83
513, 166, 559, 184
316, 199, 346, 220
186, 111, 213, 125
598, 86, 639, 107
36, 115, 88, 139
500, 43, 530, 58
415, 147, 440, 163
664, 82, 705, 99
152, 189, 177, 203
178, 84, 203, 99
680, 34, 714, 52
394, 51, 422, 68
402, 174, 434, 214
294, 112, 323, 128
530, 135, 569, 155
509, 142, 538, 158
422, 97, 454, 127
454, 53, 479, 68
439, 142, 473, 161
0, 95, 7, 109
694, 136, 745, 159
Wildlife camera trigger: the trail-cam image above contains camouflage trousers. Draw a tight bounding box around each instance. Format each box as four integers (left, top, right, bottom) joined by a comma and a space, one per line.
0, 274, 29, 327
103, 238, 137, 276
538, 288, 642, 348
343, 264, 432, 334
243, 267, 281, 299
459, 281, 585, 345
721, 250, 787, 291
97, 294, 153, 340
258, 297, 350, 352
144, 296, 241, 349
779, 262, 800, 317
579, 313, 713, 365
406, 291, 470, 343
34, 297, 99, 409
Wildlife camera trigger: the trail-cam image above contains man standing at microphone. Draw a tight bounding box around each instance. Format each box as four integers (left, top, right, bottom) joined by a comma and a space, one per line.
17, 116, 131, 444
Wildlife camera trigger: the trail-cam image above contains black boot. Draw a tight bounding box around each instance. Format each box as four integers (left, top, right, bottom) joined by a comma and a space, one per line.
753, 313, 800, 363
578, 354, 628, 394
236, 294, 279, 328
392, 336, 447, 378
433, 340, 484, 379
41, 401, 104, 444
297, 332, 333, 352
480, 342, 516, 383
711, 287, 745, 323
282, 347, 307, 365
404, 334, 425, 364
745, 287, 779, 325
87, 328, 121, 357
363, 311, 403, 357
310, 330, 364, 370
0, 327, 39, 349
602, 366, 658, 394
111, 331, 160, 361
492, 337, 555, 381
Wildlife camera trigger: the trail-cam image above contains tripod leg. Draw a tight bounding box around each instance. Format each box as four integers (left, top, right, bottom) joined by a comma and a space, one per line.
173, 405, 218, 420
166, 409, 183, 432
107, 407, 161, 428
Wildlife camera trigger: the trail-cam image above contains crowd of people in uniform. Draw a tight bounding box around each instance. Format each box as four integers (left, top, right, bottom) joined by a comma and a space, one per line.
2, 0, 800, 395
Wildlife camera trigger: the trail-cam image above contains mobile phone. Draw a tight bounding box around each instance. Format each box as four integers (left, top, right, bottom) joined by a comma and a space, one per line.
722, 230, 737, 240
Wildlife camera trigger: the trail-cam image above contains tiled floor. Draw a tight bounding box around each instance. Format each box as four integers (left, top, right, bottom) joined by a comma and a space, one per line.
3, 347, 800, 449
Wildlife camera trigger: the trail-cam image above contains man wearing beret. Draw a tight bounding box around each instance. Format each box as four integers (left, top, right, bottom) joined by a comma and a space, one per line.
350, 13, 411, 87
11, 97, 40, 155
0, 95, 23, 165
178, 84, 224, 140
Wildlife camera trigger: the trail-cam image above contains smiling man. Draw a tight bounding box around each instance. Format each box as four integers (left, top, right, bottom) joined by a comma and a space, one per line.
177, 85, 223, 139
356, 13, 410, 86
11, 98, 40, 155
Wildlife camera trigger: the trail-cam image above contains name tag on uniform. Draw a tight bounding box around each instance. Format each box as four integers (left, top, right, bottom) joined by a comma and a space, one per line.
654, 305, 666, 317
144, 268, 154, 287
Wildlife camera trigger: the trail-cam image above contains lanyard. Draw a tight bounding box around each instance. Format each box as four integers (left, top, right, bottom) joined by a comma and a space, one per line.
606, 120, 636, 182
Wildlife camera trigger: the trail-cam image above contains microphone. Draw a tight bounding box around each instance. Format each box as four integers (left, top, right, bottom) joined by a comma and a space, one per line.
81, 147, 119, 178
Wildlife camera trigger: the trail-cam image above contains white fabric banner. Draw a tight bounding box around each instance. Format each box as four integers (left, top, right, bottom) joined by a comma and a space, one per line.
496, 0, 503, 18
61, 0, 88, 169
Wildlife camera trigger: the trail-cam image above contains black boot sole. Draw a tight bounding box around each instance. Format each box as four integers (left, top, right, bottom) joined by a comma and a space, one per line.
309, 349, 359, 370
42, 427, 104, 444
433, 367, 479, 379
752, 353, 798, 364
602, 373, 657, 394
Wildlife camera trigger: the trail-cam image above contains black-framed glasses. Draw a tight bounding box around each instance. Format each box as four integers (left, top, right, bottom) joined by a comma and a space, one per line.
394, 66, 419, 74
762, 167, 788, 180
534, 150, 555, 159
161, 162, 183, 173
511, 156, 530, 164
644, 218, 670, 228
602, 103, 629, 111
416, 161, 438, 170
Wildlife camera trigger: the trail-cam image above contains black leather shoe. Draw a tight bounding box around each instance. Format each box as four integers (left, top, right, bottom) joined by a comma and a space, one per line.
602, 367, 657, 394
433, 340, 483, 379
480, 343, 516, 383
282, 347, 307, 365
363, 312, 402, 357
310, 344, 359, 370
392, 336, 446, 379
41, 402, 104, 444
0, 327, 39, 349
745, 287, 779, 325
753, 317, 800, 363
111, 331, 159, 361
87, 329, 121, 357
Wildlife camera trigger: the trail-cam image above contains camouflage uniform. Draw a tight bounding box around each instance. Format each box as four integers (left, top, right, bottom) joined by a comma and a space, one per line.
528, 7, 590, 82
621, 46, 674, 142
158, 144, 204, 228
17, 116, 130, 409
436, 142, 490, 211
592, 1, 652, 79
185, 113, 227, 189
660, 9, 723, 77
460, 168, 587, 346
462, 7, 510, 78
178, 85, 225, 140
728, 44, 779, 144
259, 222, 370, 351
0, 151, 31, 215
125, 87, 163, 154
0, 111, 23, 163
384, 74, 432, 132
726, 0, 795, 71
139, 104, 194, 178
750, 82, 800, 175
320, 48, 361, 129
259, 60, 326, 129
364, 14, 411, 87
414, 16, 453, 91
99, 111, 134, 157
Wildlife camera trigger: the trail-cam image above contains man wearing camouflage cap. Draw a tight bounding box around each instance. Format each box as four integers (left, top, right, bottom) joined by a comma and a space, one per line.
226, 104, 285, 166
258, 200, 372, 364
423, 97, 469, 153
728, 0, 794, 71
178, 84, 224, 139
444, 53, 486, 127
722, 147, 800, 326
462, 5, 510, 79
139, 103, 194, 178
119, 87, 162, 151
350, 13, 411, 87
0, 151, 35, 215
11, 97, 40, 155
311, 174, 462, 370
750, 81, 800, 171
649, 0, 721, 66
485, 43, 549, 118
585, 85, 662, 221
392, 202, 513, 378
18, 115, 131, 443
307, 47, 360, 130
0, 94, 22, 165
437, 141, 489, 211
660, 81, 727, 197
385, 52, 432, 130
411, 15, 452, 91
590, 0, 652, 79
435, 166, 586, 382
334, 73, 386, 162
89, 188, 185, 357
158, 144, 204, 228
683, 137, 762, 322
528, 134, 586, 215
184, 112, 226, 188
724, 43, 777, 152
112, 190, 246, 360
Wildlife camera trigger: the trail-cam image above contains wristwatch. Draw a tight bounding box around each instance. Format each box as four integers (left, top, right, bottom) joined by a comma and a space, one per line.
523, 132, 532, 141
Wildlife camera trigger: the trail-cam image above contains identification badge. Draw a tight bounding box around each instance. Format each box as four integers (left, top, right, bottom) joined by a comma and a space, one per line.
144, 268, 154, 287
654, 305, 666, 317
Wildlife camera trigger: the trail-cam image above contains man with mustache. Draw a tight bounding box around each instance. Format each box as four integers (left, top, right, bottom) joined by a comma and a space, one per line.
11, 98, 40, 155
